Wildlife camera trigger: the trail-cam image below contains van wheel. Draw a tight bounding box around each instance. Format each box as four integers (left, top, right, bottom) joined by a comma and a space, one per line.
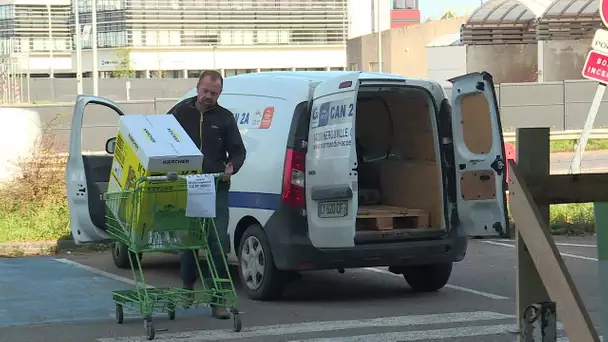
238, 224, 285, 301
112, 242, 141, 269
402, 263, 453, 292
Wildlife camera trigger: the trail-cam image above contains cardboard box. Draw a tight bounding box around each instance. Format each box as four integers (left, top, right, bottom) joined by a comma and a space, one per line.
106, 114, 203, 248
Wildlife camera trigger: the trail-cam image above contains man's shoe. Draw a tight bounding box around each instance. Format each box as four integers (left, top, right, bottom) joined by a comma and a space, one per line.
211, 305, 231, 320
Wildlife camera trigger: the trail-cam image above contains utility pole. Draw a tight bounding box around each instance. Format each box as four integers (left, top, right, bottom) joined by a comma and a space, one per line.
376, 0, 382, 72
75, 0, 83, 94
92, 0, 99, 96
48, 4, 55, 101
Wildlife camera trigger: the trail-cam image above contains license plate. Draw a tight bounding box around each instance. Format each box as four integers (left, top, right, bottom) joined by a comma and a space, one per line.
318, 201, 348, 218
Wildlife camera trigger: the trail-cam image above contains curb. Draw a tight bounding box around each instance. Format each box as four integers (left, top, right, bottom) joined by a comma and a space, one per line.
0, 240, 109, 257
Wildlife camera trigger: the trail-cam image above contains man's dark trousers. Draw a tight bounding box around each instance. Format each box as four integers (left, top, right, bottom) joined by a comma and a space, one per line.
180, 180, 230, 291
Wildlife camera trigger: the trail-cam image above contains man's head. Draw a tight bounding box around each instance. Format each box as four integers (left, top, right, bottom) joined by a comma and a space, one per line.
196, 70, 223, 108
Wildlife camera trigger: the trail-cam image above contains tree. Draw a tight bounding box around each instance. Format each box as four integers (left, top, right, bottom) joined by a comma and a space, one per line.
112, 47, 135, 78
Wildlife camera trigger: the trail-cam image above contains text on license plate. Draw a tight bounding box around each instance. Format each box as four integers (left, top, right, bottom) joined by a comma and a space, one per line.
318, 201, 348, 218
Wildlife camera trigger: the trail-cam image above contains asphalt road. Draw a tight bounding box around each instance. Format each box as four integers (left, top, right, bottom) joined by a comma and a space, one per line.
0, 236, 603, 342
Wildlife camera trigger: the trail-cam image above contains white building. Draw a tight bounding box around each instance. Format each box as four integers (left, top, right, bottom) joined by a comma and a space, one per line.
1, 0, 352, 78
347, 0, 391, 39
425, 33, 466, 87
0, 0, 72, 76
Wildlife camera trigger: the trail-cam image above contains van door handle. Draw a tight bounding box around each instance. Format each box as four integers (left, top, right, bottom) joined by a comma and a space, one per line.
308, 170, 316, 175
311, 185, 353, 201
480, 175, 490, 181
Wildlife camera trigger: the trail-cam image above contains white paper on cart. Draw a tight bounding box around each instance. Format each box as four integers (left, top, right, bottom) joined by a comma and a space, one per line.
185, 174, 216, 218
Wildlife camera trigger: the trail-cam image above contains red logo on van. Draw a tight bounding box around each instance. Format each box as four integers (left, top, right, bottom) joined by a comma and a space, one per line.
259, 107, 275, 129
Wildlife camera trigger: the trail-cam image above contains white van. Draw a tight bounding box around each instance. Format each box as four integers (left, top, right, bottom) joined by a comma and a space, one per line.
66, 71, 508, 301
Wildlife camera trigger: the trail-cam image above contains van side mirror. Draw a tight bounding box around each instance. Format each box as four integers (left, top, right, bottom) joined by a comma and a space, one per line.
105, 137, 117, 154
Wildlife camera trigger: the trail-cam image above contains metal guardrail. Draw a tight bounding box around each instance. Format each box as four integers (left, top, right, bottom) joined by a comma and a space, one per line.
503, 129, 608, 143
32, 129, 608, 166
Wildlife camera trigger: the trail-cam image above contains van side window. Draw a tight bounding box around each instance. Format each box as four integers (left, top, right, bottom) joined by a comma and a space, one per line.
286, 101, 310, 152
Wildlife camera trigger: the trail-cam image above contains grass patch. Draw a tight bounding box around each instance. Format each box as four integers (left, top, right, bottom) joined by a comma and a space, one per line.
509, 203, 595, 236
550, 139, 608, 153
0, 114, 71, 243
509, 139, 608, 153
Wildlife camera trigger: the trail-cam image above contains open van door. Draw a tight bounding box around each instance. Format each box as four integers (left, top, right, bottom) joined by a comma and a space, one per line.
66, 95, 125, 244
449, 72, 508, 237
305, 72, 361, 248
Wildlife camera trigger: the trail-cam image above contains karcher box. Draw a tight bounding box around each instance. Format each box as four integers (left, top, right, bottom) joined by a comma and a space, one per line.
107, 115, 203, 248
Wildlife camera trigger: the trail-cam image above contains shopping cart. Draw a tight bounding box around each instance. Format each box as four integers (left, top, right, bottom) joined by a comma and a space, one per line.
103, 172, 241, 340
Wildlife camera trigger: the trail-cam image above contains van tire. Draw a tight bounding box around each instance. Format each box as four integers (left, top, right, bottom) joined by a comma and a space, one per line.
402, 263, 453, 292
112, 242, 141, 269
237, 224, 285, 301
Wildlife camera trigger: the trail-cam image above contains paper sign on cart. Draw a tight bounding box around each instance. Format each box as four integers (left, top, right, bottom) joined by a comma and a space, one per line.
185, 174, 216, 218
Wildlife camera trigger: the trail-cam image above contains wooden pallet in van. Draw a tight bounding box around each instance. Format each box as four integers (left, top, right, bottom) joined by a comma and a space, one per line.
356, 205, 429, 231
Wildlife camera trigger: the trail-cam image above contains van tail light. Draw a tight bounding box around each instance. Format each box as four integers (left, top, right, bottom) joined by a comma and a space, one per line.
282, 148, 306, 208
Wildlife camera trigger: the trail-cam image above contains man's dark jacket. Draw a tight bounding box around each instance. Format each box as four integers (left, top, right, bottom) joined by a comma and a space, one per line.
167, 96, 246, 175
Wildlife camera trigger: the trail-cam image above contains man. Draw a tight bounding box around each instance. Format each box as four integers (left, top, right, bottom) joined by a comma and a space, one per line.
168, 70, 246, 319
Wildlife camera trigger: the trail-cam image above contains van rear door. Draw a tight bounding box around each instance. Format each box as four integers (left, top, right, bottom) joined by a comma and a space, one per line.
449, 72, 508, 237
305, 72, 361, 248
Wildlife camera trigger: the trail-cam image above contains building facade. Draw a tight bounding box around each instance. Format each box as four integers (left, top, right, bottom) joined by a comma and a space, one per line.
390, 0, 420, 29
0, 0, 349, 79
73, 0, 348, 78
0, 0, 72, 77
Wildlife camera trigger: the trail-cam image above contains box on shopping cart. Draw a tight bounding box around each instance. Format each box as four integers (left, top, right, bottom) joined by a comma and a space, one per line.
107, 114, 203, 248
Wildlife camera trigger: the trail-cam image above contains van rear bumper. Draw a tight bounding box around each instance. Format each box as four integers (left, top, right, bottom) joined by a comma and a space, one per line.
264, 208, 468, 271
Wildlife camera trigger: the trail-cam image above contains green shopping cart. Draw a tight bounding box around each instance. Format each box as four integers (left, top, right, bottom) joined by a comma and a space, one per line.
104, 172, 241, 340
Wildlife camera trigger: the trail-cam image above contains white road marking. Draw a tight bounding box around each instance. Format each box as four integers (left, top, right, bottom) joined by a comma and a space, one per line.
481, 241, 598, 262
97, 311, 515, 341
364, 267, 511, 300
494, 239, 597, 248
556, 337, 604, 342
54, 258, 154, 288
288, 324, 518, 342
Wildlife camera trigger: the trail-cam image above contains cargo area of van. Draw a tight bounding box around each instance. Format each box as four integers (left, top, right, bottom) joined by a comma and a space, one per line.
354, 87, 445, 241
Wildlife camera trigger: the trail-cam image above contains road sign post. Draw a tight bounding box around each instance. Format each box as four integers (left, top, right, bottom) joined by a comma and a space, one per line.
569, 48, 608, 173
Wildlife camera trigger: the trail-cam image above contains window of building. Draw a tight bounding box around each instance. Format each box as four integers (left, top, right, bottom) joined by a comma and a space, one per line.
349, 63, 358, 71
368, 62, 383, 72
392, 0, 417, 10
224, 69, 256, 77
0, 5, 15, 20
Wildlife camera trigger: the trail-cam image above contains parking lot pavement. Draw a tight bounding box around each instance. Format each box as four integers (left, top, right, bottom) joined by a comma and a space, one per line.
0, 237, 601, 341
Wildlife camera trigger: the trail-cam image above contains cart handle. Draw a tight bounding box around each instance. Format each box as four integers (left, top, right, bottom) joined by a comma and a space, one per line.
138, 172, 224, 183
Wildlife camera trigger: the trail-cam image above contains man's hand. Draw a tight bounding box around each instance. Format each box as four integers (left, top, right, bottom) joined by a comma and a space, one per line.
222, 162, 234, 182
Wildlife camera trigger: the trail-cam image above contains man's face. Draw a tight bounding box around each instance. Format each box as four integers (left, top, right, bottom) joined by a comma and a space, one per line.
196, 76, 222, 108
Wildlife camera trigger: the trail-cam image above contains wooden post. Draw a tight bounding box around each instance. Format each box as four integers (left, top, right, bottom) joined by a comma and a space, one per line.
516, 128, 551, 337
510, 160, 600, 341
593, 203, 608, 340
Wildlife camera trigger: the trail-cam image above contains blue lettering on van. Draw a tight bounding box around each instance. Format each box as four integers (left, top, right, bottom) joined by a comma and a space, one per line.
318, 102, 330, 127
348, 103, 354, 116
234, 112, 250, 125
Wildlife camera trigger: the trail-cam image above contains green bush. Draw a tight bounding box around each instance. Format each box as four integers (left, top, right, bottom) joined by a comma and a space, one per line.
0, 114, 70, 243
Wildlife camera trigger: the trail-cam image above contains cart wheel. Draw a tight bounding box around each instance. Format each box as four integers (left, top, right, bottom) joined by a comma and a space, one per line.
115, 304, 124, 324
232, 310, 242, 332
144, 319, 155, 340
168, 303, 176, 320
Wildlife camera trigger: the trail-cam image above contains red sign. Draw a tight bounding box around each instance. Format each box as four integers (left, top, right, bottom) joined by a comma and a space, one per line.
582, 50, 608, 83
602, 0, 608, 27
259, 106, 274, 129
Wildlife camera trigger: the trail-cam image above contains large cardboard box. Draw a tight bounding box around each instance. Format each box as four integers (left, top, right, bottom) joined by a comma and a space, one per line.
107, 114, 203, 248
